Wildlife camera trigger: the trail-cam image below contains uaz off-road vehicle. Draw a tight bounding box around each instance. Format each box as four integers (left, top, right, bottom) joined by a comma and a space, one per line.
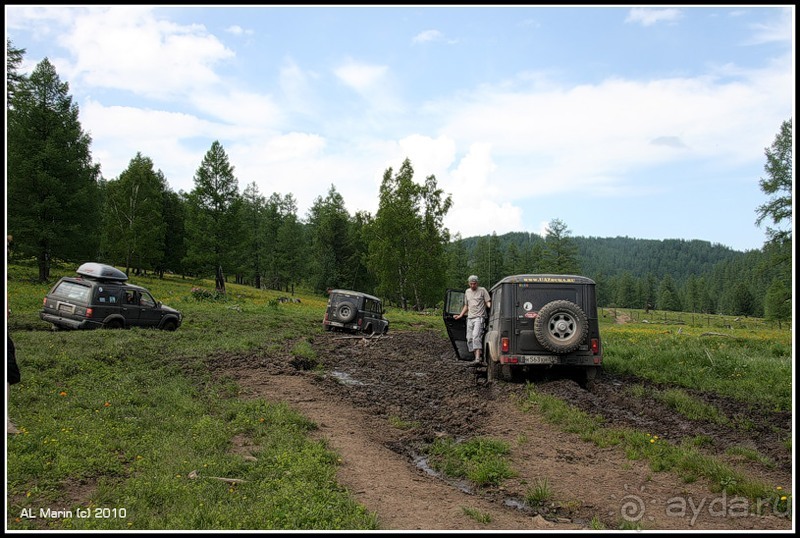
443, 274, 602, 384
323, 289, 389, 335
40, 262, 182, 331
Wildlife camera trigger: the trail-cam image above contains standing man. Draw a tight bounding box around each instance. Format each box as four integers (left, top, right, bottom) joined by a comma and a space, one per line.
454, 275, 491, 366
7, 235, 21, 435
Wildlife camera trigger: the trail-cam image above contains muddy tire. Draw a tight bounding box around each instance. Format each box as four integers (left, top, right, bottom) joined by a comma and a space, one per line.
500, 364, 514, 382
336, 301, 357, 323
104, 319, 124, 329
580, 365, 600, 389
487, 358, 501, 383
534, 300, 588, 353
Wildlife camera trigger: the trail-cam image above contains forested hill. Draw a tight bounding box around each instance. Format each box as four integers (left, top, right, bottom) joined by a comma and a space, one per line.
460, 232, 747, 284
574, 236, 745, 282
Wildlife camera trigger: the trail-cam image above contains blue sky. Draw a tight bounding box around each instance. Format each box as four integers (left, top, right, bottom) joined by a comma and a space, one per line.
5, 5, 794, 252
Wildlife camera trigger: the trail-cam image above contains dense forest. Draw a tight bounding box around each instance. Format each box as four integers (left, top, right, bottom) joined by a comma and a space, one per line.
450, 231, 786, 317
6, 40, 793, 321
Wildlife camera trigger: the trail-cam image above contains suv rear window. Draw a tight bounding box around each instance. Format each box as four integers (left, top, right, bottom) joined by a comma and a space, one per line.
51, 281, 92, 303
517, 286, 579, 312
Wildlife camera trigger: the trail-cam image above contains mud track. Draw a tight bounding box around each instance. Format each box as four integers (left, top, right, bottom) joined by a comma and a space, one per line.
206, 329, 792, 531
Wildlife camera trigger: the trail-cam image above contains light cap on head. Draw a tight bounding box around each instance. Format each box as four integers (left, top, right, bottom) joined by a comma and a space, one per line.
468, 275, 479, 283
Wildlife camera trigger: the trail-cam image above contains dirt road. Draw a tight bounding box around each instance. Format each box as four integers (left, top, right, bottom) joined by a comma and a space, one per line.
209, 329, 792, 531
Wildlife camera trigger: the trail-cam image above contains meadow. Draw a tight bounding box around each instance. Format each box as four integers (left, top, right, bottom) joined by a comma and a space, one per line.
5, 261, 792, 529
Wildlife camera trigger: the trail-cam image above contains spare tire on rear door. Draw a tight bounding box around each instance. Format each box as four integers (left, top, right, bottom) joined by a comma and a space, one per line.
336, 301, 357, 323
534, 300, 588, 353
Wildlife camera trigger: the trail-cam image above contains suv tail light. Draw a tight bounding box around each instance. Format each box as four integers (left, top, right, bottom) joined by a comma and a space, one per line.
591, 338, 599, 354
85, 308, 93, 318
501, 337, 509, 353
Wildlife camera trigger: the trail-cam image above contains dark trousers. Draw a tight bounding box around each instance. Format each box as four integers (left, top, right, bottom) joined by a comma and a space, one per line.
8, 334, 20, 385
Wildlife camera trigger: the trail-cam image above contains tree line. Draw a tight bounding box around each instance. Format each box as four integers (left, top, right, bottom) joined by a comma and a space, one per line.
6, 40, 792, 323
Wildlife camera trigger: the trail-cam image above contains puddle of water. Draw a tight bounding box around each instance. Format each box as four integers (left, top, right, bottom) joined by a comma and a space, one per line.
504, 498, 528, 511
330, 370, 364, 386
412, 453, 473, 495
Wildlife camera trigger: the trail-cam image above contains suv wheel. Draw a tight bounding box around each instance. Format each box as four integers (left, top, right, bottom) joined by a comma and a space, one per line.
486, 355, 501, 383
534, 300, 588, 354
336, 302, 357, 323
105, 319, 124, 330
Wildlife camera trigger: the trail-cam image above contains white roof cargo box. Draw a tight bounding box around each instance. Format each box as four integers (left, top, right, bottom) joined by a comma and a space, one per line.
76, 262, 128, 282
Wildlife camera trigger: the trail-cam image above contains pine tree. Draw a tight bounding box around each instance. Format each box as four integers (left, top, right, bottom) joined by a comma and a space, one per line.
102, 152, 167, 275
183, 141, 241, 292
541, 219, 581, 274
369, 158, 452, 310
7, 57, 101, 281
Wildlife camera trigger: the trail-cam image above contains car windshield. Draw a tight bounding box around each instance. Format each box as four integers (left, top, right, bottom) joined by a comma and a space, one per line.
51, 281, 92, 303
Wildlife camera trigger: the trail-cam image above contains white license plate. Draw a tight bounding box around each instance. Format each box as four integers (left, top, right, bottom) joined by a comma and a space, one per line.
58, 303, 75, 314
520, 356, 559, 365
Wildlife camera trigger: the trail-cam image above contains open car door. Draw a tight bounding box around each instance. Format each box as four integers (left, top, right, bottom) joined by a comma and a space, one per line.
442, 289, 472, 361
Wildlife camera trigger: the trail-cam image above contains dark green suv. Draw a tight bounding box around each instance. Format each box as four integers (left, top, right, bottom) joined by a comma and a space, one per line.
323, 289, 389, 335
40, 263, 182, 331
444, 274, 602, 384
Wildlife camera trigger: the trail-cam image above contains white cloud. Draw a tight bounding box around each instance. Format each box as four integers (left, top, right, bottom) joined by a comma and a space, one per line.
334, 59, 388, 94
412, 29, 443, 44
58, 7, 234, 99
225, 25, 253, 36
80, 100, 218, 184
745, 6, 794, 45
8, 5, 790, 251
625, 8, 683, 27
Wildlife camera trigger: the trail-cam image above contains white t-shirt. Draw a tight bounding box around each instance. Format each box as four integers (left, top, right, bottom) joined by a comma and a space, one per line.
464, 287, 490, 318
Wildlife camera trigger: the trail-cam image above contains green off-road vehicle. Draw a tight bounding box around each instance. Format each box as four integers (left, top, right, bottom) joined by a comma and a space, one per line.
443, 274, 602, 384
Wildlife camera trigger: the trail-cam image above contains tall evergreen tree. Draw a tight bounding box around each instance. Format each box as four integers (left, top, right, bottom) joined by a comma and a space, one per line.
763, 278, 791, 329
240, 181, 267, 289
540, 218, 581, 274
102, 152, 166, 275
615, 271, 636, 308
369, 158, 452, 310
755, 118, 792, 244
160, 188, 186, 277
183, 141, 241, 292
657, 274, 682, 312
7, 57, 101, 281
273, 193, 306, 293
348, 210, 377, 293
473, 233, 503, 286
6, 39, 25, 104
306, 185, 355, 293
445, 233, 470, 290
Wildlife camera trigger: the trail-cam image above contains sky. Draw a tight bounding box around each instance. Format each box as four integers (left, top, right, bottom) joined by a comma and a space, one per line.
5, 5, 795, 252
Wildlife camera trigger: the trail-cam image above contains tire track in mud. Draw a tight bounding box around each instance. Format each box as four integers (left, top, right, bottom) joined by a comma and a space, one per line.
205, 329, 792, 530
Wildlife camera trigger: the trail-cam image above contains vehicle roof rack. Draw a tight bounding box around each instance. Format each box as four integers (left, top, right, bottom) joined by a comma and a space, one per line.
76, 262, 128, 282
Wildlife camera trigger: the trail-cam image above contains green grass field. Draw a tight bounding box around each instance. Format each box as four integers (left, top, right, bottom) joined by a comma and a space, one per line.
5, 261, 792, 529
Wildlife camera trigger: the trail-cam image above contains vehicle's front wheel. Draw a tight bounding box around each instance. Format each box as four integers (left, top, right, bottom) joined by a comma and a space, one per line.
162, 319, 178, 331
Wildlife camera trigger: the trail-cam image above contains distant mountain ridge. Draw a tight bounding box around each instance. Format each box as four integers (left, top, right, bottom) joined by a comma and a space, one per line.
459, 232, 747, 284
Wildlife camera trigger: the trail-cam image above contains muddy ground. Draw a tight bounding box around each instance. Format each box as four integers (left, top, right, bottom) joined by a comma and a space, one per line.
208, 329, 793, 531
